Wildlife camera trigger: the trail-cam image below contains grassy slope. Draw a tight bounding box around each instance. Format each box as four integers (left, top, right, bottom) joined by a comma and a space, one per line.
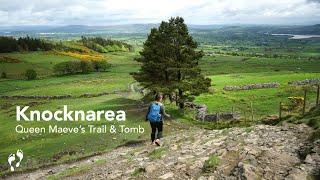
200, 55, 320, 75
196, 72, 320, 116
0, 51, 147, 173
196, 55, 320, 117
1, 46, 320, 173
0, 52, 80, 78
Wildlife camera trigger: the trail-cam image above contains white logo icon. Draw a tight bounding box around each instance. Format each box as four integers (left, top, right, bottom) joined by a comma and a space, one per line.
8, 149, 23, 172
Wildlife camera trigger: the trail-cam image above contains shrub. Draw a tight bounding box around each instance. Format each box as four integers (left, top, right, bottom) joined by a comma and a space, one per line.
54, 61, 81, 75
94, 44, 108, 53
25, 69, 37, 80
287, 96, 304, 111
53, 60, 106, 75
1, 72, 7, 78
80, 60, 93, 73
92, 60, 111, 72
53, 61, 68, 75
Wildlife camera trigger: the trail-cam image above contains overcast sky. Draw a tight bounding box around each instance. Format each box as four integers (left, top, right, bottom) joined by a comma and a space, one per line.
0, 0, 320, 26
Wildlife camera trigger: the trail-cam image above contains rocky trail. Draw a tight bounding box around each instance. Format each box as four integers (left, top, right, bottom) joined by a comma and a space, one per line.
7, 123, 320, 180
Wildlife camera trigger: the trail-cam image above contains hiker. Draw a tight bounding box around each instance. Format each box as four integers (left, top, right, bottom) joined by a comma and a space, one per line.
146, 93, 170, 146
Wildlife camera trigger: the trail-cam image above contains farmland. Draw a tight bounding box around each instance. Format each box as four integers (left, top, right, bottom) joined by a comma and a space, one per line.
0, 25, 320, 174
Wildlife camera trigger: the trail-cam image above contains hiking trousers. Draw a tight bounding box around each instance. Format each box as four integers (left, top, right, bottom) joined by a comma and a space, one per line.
150, 121, 163, 142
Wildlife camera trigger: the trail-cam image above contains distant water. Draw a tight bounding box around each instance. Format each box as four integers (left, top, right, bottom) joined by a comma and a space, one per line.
272, 34, 320, 39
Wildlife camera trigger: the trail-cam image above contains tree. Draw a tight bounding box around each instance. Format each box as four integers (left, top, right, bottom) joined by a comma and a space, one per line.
133, 17, 211, 109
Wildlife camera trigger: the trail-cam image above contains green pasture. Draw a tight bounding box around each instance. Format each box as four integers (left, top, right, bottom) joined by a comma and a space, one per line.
0, 51, 144, 173
1, 43, 320, 173
0, 52, 80, 78
200, 55, 320, 75
195, 72, 320, 117
0, 94, 150, 172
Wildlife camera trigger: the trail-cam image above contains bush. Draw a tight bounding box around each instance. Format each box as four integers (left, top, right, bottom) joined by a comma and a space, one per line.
53, 60, 107, 75
25, 69, 37, 80
54, 61, 81, 75
1, 72, 7, 78
80, 61, 94, 73
94, 44, 108, 53
92, 60, 111, 72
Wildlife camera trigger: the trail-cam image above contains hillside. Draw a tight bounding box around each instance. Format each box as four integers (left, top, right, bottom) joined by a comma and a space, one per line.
6, 122, 319, 179
1, 22, 320, 178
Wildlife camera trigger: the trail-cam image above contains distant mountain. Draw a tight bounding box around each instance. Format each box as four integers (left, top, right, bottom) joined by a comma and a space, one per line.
0, 26, 57, 33
261, 24, 320, 35
0, 24, 158, 34
0, 24, 319, 36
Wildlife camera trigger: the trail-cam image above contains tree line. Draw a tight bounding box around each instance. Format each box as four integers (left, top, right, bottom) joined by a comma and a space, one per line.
81, 36, 133, 53
53, 60, 111, 75
0, 36, 53, 53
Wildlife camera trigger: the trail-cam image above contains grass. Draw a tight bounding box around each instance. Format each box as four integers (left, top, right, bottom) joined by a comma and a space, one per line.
0, 95, 150, 172
202, 154, 220, 173
46, 159, 107, 180
244, 127, 254, 133
0, 52, 81, 79
195, 72, 320, 118
47, 164, 92, 180
148, 147, 167, 160
0, 50, 146, 174
283, 106, 320, 141
200, 55, 320, 76
131, 167, 146, 176
1, 40, 320, 175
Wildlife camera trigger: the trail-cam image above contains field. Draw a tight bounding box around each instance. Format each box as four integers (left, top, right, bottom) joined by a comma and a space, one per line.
1, 27, 320, 174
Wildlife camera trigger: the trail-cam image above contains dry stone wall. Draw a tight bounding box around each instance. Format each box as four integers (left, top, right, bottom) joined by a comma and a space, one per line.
0, 90, 129, 100
185, 102, 240, 121
223, 82, 280, 91
288, 78, 320, 86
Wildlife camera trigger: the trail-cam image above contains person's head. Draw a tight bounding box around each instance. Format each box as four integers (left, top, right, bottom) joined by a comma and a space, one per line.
155, 93, 163, 102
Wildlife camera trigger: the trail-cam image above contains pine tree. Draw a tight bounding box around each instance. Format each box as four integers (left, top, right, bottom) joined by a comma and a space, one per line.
133, 17, 211, 109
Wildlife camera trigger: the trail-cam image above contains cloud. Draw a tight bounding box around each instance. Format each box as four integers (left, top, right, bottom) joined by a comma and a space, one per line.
0, 0, 319, 25
307, 0, 320, 3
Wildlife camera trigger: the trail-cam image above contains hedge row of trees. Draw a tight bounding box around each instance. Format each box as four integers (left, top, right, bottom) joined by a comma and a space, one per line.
0, 36, 53, 53
53, 60, 111, 75
81, 36, 133, 53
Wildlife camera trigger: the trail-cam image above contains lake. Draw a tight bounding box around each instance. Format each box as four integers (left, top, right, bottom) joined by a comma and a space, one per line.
272, 34, 320, 39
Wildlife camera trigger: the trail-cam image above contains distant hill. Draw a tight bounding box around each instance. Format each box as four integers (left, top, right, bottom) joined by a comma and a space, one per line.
264, 24, 320, 35
0, 24, 320, 35
0, 24, 158, 34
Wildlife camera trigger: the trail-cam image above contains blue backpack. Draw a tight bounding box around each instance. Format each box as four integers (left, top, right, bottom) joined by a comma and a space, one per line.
147, 103, 161, 122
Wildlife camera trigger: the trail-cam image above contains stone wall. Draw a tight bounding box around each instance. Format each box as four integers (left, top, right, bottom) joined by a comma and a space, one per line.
288, 78, 320, 86
0, 95, 72, 99
224, 82, 280, 91
204, 112, 240, 122
0, 90, 129, 100
185, 102, 240, 121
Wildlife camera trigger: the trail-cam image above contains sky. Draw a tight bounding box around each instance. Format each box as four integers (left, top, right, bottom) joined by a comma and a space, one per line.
0, 0, 320, 26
